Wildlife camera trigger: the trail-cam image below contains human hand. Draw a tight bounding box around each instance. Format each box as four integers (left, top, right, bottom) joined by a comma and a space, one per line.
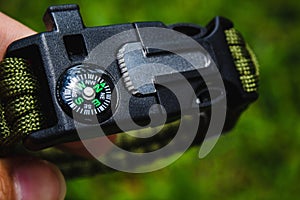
0, 12, 66, 200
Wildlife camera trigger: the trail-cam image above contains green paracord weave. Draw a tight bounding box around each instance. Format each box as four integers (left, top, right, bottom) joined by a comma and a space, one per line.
0, 58, 46, 148
225, 28, 260, 93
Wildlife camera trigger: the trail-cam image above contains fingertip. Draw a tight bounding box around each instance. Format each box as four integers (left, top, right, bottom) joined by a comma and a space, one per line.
44, 160, 67, 200
12, 158, 66, 200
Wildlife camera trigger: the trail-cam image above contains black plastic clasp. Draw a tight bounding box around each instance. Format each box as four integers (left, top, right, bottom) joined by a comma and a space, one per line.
4, 4, 258, 150
43, 4, 84, 32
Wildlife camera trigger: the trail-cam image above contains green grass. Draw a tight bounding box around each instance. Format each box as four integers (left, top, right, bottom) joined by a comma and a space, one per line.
1, 0, 300, 199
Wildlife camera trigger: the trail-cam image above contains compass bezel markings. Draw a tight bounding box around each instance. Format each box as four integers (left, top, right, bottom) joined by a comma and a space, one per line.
62, 71, 112, 116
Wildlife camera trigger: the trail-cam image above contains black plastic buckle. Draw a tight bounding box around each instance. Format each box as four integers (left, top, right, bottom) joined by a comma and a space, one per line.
5, 4, 257, 150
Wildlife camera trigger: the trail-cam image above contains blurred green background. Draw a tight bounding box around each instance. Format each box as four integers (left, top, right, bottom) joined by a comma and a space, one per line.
1, 0, 300, 199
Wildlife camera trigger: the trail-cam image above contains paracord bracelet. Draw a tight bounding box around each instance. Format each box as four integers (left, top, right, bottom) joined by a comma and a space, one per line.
0, 4, 259, 178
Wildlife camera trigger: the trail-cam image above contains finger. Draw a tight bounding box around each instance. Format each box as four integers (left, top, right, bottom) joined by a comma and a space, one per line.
0, 157, 66, 200
0, 12, 36, 59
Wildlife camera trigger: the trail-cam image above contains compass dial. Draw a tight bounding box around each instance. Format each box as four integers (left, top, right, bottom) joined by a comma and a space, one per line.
58, 65, 115, 123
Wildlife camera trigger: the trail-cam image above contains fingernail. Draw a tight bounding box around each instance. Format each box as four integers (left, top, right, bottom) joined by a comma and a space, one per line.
13, 159, 66, 200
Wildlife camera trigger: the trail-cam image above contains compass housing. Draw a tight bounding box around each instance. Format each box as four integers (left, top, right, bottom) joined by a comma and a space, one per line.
57, 64, 117, 124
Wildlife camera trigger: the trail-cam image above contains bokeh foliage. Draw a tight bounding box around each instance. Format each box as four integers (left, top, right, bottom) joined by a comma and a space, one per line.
1, 0, 300, 199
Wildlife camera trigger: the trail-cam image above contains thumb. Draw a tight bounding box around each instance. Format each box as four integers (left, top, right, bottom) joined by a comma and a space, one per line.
0, 157, 66, 200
